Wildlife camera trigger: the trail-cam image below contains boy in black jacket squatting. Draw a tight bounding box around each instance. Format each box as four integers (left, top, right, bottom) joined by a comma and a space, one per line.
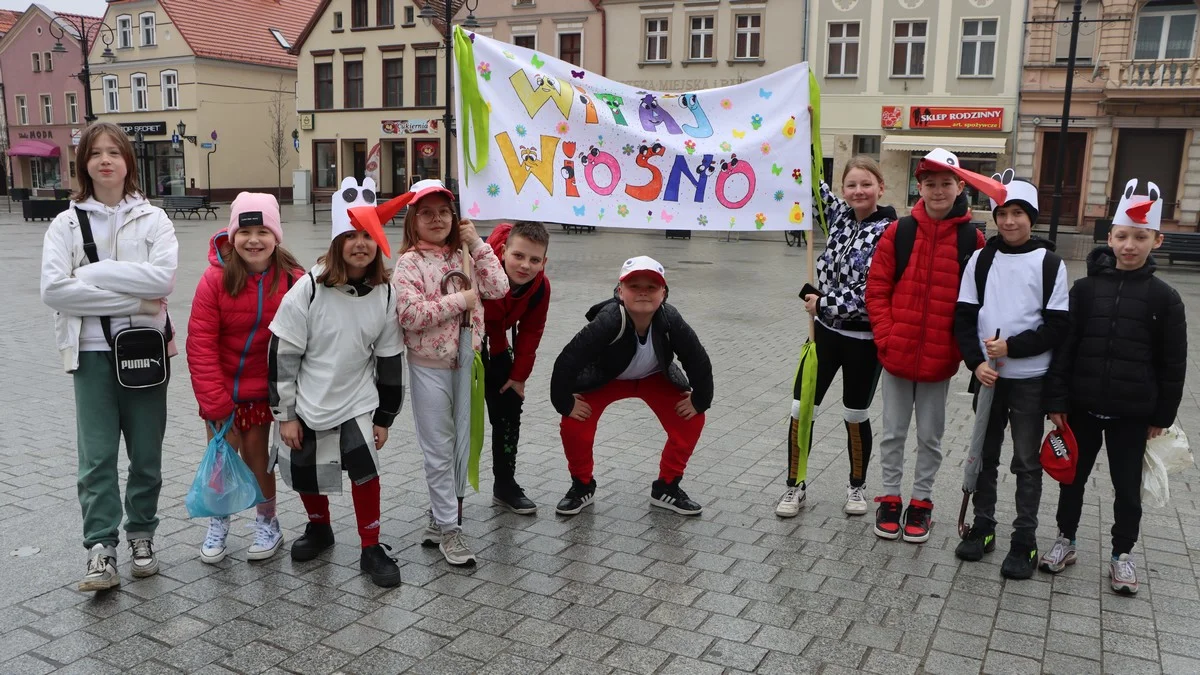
1041, 178, 1187, 595
551, 256, 714, 516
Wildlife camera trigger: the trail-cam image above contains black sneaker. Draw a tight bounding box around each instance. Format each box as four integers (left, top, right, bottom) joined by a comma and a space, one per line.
290, 522, 335, 562
493, 480, 537, 515
1001, 543, 1038, 580
650, 477, 703, 516
901, 499, 934, 544
874, 495, 903, 540
955, 526, 996, 562
555, 477, 596, 515
360, 544, 402, 587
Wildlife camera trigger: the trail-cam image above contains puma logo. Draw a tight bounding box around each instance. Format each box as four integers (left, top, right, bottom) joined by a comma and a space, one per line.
120, 358, 161, 370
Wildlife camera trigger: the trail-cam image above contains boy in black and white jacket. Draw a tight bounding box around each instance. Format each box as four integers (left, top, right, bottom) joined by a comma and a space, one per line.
952, 170, 1071, 579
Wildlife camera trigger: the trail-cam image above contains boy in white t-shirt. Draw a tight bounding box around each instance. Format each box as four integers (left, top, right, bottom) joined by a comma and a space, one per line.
952, 170, 1070, 579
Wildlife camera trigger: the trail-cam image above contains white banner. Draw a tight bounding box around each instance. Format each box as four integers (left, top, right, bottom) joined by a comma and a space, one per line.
452, 28, 814, 231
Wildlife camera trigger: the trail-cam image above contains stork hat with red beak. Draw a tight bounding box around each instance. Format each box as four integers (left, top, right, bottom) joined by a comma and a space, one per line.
334, 176, 393, 257
988, 168, 1040, 223
347, 178, 455, 258
619, 255, 667, 286
914, 147, 1009, 205
1111, 178, 1163, 231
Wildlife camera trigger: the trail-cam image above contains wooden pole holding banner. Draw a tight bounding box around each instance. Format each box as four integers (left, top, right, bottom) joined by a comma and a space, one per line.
806, 228, 816, 340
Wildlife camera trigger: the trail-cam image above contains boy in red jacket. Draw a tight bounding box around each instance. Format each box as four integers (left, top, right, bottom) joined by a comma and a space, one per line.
865, 148, 1001, 544
483, 221, 551, 514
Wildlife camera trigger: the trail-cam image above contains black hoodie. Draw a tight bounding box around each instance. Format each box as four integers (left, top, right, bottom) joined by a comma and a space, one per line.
1043, 246, 1187, 427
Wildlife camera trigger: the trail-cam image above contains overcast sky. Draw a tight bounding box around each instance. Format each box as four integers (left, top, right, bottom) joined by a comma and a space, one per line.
0, 0, 109, 17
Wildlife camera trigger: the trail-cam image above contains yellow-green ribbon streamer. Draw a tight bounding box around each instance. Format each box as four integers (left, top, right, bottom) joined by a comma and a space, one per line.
808, 69, 828, 237
454, 25, 490, 185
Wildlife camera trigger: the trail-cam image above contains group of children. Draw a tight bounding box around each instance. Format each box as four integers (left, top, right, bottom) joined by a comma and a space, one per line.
779, 146, 1187, 595
42, 122, 715, 591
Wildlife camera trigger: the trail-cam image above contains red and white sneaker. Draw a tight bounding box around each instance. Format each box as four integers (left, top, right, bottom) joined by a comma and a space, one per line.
902, 499, 934, 543
874, 495, 903, 540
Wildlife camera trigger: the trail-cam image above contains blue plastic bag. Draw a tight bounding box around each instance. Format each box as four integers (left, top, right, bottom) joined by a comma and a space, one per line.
185, 417, 264, 518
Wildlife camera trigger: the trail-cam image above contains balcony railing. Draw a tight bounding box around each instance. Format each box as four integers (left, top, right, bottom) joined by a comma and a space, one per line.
1109, 58, 1200, 90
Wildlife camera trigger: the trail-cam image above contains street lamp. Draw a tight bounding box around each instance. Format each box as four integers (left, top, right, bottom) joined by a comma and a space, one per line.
48, 15, 116, 124
420, 0, 480, 188
175, 120, 197, 145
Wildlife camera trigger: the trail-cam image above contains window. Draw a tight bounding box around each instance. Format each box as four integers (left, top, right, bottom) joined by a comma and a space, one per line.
689, 16, 714, 60
161, 70, 178, 109
734, 14, 762, 59
1134, 2, 1197, 60
43, 51, 52, 71
853, 135, 880, 159
645, 18, 669, 61
351, 0, 368, 28
344, 61, 364, 108
40, 94, 52, 124
417, 56, 437, 106
314, 141, 337, 189
66, 92, 78, 124
131, 73, 148, 111
315, 62, 333, 109
333, 11, 343, 30
15, 95, 27, 125
404, 5, 414, 24
140, 12, 156, 46
559, 32, 581, 66
31, 157, 60, 189
960, 19, 997, 77
103, 76, 119, 112
378, 0, 394, 26
117, 15, 132, 48
269, 28, 290, 49
892, 21, 927, 77
31, 52, 40, 72
1055, 1, 1100, 62
827, 22, 860, 76
384, 58, 403, 107
513, 34, 536, 50
908, 155, 996, 208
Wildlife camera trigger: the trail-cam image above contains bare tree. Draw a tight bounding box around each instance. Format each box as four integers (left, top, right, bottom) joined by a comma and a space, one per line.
264, 77, 291, 199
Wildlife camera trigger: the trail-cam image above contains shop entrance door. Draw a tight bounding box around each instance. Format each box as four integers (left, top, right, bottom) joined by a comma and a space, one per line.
1037, 131, 1087, 227
1110, 129, 1184, 221
352, 142, 367, 181
389, 140, 407, 195
412, 140, 440, 186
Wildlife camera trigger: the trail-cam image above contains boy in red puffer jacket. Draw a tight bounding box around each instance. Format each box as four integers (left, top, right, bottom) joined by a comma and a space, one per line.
483, 221, 551, 514
865, 148, 1003, 544
187, 193, 304, 563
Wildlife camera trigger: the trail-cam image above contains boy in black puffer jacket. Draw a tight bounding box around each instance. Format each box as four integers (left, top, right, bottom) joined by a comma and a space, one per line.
550, 256, 713, 517
1041, 178, 1187, 596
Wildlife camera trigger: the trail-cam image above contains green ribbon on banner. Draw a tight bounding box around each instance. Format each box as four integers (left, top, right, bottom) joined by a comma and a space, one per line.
454, 25, 490, 185
808, 69, 828, 237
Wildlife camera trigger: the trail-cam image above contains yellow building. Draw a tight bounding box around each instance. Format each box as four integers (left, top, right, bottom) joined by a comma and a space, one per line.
92, 0, 317, 200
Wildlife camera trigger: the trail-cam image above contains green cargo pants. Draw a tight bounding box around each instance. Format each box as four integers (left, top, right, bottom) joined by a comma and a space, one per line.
73, 351, 168, 549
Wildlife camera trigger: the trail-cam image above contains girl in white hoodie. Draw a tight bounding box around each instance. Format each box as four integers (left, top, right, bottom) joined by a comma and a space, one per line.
39, 122, 178, 592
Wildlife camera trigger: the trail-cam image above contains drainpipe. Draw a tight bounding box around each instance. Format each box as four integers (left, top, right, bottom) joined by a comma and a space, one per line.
801, 0, 809, 62
597, 2, 607, 77
1011, 2, 1027, 176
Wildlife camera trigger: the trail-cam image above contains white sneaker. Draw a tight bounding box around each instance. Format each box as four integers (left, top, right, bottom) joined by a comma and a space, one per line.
200, 516, 230, 564
129, 538, 158, 578
79, 544, 120, 592
439, 529, 477, 567
247, 516, 284, 561
1110, 554, 1139, 595
844, 485, 869, 515
775, 483, 806, 518
421, 509, 440, 548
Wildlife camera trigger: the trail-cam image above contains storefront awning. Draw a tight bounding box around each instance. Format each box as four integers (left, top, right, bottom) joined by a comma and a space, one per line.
7, 140, 60, 157
881, 134, 1007, 154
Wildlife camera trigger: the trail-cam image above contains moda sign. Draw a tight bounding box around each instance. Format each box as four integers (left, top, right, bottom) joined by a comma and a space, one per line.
908, 106, 1004, 130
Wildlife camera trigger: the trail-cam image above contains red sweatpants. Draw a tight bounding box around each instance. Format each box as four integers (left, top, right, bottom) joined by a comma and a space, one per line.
298, 477, 381, 548
561, 373, 705, 483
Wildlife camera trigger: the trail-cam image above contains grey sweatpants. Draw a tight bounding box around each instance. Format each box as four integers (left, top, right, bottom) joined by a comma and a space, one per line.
409, 362, 470, 533
878, 370, 951, 501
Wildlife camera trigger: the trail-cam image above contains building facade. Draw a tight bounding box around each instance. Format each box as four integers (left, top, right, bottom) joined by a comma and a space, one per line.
1017, 0, 1200, 232
808, 0, 1025, 221
0, 6, 90, 196
468, 0, 602, 74
600, 0, 804, 92
90, 0, 314, 200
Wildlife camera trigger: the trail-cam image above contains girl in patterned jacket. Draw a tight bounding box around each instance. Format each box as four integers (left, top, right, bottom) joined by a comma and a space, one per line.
392, 179, 508, 567
777, 156, 897, 518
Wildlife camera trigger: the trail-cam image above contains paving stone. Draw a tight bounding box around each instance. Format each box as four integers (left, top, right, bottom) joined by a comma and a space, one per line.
321, 623, 390, 656
276, 644, 351, 675
217, 641, 290, 674
0, 654, 57, 675
31, 632, 110, 666
650, 626, 714, 658
701, 638, 768, 670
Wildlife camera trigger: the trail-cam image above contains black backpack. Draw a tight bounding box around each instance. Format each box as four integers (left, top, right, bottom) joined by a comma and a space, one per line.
891, 215, 978, 283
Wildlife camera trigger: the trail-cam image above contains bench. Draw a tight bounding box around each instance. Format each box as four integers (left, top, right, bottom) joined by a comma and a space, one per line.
561, 223, 596, 234
1158, 231, 1200, 266
163, 195, 218, 220
665, 229, 691, 240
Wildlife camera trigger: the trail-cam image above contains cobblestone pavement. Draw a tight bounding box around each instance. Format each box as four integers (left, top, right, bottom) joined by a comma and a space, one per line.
3, 205, 1200, 674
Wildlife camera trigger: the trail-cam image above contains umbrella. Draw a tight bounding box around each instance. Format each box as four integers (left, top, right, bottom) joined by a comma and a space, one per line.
439, 245, 487, 525
958, 328, 1001, 538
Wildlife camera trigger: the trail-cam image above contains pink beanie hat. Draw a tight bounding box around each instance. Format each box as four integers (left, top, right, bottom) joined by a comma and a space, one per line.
227, 192, 284, 242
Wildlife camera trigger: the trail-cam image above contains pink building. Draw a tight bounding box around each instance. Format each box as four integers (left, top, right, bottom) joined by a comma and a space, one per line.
0, 5, 96, 195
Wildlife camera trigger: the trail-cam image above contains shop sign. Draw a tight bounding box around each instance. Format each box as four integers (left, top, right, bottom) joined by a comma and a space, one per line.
414, 140, 438, 158
17, 129, 54, 139
299, 113, 314, 130
880, 106, 904, 129
119, 121, 167, 135
909, 107, 1004, 130
382, 119, 439, 135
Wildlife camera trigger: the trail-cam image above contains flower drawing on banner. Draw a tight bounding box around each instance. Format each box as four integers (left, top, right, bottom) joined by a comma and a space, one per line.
774, 190, 785, 202
751, 114, 763, 130
556, 121, 570, 134
515, 125, 527, 137
646, 210, 654, 223
597, 134, 605, 147
617, 204, 629, 217
719, 141, 732, 152
684, 140, 696, 155
697, 215, 708, 227
755, 213, 767, 229
792, 168, 804, 184
532, 199, 540, 211
729, 217, 737, 228
622, 144, 635, 156
478, 62, 492, 81
598, 207, 606, 220
486, 183, 500, 197
721, 98, 733, 110
760, 142, 771, 155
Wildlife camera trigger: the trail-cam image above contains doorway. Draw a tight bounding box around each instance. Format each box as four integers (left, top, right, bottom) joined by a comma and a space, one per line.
1037, 131, 1087, 227
1110, 128, 1184, 221
351, 142, 367, 181
389, 140, 407, 195
412, 140, 440, 186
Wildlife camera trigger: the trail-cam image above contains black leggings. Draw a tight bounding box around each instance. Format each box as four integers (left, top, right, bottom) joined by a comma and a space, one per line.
812, 321, 882, 410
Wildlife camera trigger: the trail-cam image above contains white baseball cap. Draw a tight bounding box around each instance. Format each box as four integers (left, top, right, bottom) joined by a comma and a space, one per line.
619, 255, 666, 285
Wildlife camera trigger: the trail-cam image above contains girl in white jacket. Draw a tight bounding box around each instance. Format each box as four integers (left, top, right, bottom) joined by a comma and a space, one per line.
39, 122, 178, 592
